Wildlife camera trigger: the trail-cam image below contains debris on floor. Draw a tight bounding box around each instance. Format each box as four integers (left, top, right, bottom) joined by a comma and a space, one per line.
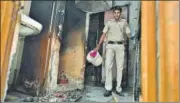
21, 89, 83, 102
5, 85, 134, 102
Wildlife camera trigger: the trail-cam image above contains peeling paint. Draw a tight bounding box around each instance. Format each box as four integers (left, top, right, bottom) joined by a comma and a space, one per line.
1, 1, 21, 101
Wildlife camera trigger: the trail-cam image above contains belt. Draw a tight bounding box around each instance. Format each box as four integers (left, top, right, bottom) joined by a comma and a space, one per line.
108, 41, 124, 44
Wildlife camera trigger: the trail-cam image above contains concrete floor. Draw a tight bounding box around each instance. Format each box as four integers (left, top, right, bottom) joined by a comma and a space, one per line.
5, 91, 32, 102
79, 85, 134, 102
5, 85, 134, 102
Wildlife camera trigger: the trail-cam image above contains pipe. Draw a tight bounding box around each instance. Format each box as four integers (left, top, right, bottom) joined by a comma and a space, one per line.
85, 13, 90, 45
158, 1, 167, 101
159, 1, 179, 102
141, 1, 157, 102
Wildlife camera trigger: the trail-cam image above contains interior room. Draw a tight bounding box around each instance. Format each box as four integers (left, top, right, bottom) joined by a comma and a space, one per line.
3, 1, 141, 102
2, 0, 179, 102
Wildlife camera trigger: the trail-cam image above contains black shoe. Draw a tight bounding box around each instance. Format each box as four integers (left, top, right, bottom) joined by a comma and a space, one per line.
104, 90, 112, 97
115, 91, 124, 96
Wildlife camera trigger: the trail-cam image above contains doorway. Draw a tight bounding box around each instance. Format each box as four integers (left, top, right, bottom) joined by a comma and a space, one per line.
80, 5, 139, 102
84, 12, 104, 86
85, 6, 130, 88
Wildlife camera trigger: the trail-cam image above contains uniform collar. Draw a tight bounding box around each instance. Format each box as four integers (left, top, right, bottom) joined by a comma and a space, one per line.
112, 18, 123, 22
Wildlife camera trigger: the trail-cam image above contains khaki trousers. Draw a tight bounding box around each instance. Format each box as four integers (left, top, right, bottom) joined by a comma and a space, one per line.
105, 44, 125, 92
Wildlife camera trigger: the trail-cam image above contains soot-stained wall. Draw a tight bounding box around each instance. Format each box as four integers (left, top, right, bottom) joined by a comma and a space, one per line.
58, 0, 86, 90
19, 1, 53, 83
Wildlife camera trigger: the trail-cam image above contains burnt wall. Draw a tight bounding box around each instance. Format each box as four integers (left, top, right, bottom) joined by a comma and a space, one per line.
19, 1, 53, 83
58, 0, 86, 90
61, 0, 86, 50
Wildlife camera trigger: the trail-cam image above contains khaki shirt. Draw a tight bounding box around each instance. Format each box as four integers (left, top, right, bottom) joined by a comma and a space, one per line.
103, 19, 131, 41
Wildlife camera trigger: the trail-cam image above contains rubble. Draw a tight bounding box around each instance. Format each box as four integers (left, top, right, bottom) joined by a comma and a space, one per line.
21, 89, 83, 102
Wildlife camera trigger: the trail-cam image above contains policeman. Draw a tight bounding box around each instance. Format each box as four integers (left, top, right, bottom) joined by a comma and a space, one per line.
94, 6, 134, 97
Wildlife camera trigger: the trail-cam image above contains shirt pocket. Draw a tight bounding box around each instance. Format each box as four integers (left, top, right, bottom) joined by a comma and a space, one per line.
118, 23, 125, 33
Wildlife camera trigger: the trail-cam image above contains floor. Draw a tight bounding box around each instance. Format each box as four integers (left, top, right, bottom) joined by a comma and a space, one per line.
5, 91, 32, 102
79, 85, 134, 102
5, 85, 134, 102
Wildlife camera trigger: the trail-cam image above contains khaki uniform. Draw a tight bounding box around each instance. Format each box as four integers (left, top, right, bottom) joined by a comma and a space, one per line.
102, 18, 131, 92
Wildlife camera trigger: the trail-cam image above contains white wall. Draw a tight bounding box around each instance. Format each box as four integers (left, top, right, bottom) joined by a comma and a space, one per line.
23, 1, 32, 16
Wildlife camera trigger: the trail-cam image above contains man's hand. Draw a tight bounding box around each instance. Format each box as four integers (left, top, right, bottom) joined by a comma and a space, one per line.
93, 45, 100, 52
130, 36, 135, 40
127, 33, 136, 40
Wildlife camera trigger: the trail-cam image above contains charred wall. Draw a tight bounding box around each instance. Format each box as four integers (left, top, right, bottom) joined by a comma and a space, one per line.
58, 0, 86, 90
61, 0, 86, 49
18, 1, 53, 86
